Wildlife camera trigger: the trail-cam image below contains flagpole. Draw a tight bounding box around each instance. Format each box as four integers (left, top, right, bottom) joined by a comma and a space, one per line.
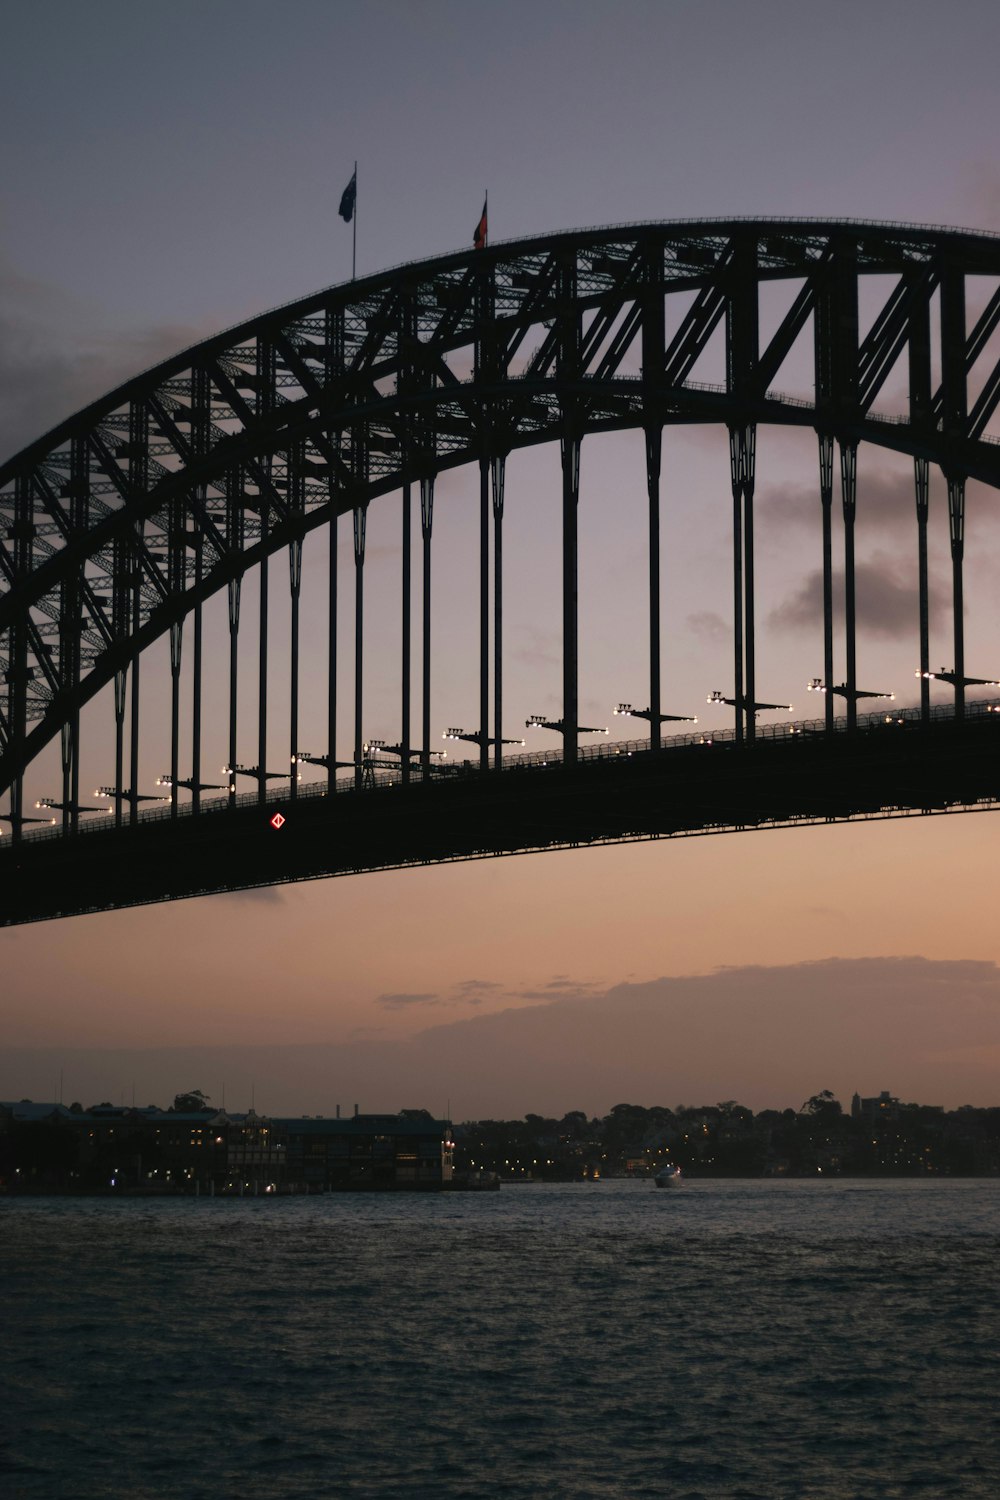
352, 160, 357, 280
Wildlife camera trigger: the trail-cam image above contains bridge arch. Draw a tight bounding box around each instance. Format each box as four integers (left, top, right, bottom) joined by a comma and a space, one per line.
3, 218, 1000, 837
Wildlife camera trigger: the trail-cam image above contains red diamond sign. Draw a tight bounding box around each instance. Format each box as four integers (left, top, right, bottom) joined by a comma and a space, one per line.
270, 812, 286, 830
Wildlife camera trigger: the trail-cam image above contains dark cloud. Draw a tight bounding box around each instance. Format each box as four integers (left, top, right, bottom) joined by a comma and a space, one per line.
7, 957, 1000, 1117
408, 955, 1000, 1114
508, 976, 604, 1001
761, 470, 914, 533
760, 469, 1000, 536
451, 979, 503, 1006
768, 555, 941, 640
377, 991, 438, 1010
383, 980, 510, 1013
686, 610, 730, 644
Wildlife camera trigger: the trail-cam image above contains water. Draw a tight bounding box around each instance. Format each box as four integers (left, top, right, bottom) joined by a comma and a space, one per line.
2, 1179, 999, 1499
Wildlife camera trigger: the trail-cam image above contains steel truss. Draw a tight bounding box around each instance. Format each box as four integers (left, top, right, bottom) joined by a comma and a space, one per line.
3, 218, 1000, 852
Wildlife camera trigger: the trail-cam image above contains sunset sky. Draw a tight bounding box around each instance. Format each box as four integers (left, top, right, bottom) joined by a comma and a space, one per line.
3, 0, 1000, 1119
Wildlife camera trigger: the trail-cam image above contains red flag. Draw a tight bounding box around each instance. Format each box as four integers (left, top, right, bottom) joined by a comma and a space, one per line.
473, 198, 487, 250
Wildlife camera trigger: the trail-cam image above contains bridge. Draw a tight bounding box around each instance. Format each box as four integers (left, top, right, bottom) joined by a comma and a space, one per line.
3, 218, 1000, 925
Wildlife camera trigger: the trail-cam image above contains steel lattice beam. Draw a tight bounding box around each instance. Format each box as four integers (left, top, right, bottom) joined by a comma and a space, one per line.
3, 218, 1000, 802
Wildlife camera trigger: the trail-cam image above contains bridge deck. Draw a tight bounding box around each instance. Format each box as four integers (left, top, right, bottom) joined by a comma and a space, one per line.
2, 707, 998, 926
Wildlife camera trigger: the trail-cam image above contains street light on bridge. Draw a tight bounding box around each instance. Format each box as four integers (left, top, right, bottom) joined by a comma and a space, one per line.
916, 668, 1000, 689
361, 739, 403, 769
361, 741, 448, 772
94, 786, 166, 804
526, 716, 609, 735
707, 691, 793, 713
374, 742, 446, 761
222, 763, 287, 793
156, 775, 226, 793
357, 740, 450, 787
807, 679, 894, 702
0, 809, 57, 831
613, 703, 698, 726
442, 727, 526, 747
37, 796, 111, 815
293, 752, 355, 773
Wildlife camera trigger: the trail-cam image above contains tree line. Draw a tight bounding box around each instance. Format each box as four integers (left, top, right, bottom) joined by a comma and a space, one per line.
453, 1095, 1000, 1179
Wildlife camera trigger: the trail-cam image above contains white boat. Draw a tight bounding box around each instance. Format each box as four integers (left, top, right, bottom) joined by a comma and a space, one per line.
653, 1164, 682, 1188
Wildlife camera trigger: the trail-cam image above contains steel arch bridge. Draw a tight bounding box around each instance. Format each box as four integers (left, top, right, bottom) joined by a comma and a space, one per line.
3, 217, 1000, 925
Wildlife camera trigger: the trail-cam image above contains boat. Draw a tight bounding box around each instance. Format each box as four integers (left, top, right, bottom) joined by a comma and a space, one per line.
448, 1168, 500, 1191
653, 1163, 682, 1188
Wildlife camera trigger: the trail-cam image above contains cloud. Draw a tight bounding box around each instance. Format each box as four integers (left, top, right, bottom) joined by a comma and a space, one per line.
376, 991, 438, 1010
451, 978, 503, 1006
760, 469, 1000, 537
511, 625, 560, 670
382, 980, 514, 1013
761, 470, 911, 533
686, 610, 730, 644
768, 554, 941, 640
6, 957, 1000, 1118
0, 254, 212, 464
507, 976, 604, 1001
406, 955, 1000, 1114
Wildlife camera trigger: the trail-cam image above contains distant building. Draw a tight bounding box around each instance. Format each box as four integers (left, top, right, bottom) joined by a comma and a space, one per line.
1, 1101, 452, 1193
225, 1109, 285, 1189
0, 1100, 78, 1191
851, 1091, 899, 1124
0, 1100, 75, 1125
276, 1109, 454, 1191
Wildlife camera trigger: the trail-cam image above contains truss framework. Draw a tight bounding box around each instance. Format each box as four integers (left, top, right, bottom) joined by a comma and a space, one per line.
3, 218, 1000, 819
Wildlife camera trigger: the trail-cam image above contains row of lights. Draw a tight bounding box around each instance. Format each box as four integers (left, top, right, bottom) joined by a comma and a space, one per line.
17, 665, 998, 825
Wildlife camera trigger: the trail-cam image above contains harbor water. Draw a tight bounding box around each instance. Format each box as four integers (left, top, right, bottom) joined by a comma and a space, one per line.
2, 1179, 998, 1498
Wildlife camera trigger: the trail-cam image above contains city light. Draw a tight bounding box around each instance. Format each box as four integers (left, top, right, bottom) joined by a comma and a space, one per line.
442, 727, 526, 746
527, 716, 608, 735
811, 681, 894, 702
709, 691, 793, 712
917, 668, 1000, 687
614, 702, 696, 724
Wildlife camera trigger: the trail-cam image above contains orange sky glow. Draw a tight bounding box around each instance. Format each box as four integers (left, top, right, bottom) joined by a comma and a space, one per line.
4, 2, 1000, 1120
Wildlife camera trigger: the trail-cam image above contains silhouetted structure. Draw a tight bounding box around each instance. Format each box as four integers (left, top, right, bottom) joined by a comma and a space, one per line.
0, 1100, 453, 1193
454, 1096, 1000, 1179
3, 220, 1000, 921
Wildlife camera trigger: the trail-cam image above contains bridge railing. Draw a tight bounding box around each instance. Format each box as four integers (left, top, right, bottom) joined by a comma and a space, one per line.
5, 696, 998, 852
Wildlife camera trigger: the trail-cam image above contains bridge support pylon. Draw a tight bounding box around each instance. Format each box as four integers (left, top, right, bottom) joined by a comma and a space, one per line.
561, 432, 581, 767
819, 435, 836, 736
839, 441, 858, 733
915, 459, 930, 724
947, 475, 966, 722
729, 424, 756, 744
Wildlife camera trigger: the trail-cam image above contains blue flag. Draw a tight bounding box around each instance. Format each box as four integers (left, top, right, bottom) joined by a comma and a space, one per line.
339, 169, 357, 223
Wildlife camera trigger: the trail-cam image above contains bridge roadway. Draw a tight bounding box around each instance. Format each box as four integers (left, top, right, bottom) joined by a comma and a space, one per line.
2, 702, 999, 927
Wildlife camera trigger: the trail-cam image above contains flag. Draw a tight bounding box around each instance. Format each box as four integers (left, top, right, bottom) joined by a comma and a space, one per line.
339, 168, 357, 223
473, 197, 487, 250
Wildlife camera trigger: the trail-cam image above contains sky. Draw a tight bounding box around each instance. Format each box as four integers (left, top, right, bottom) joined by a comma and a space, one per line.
3, 0, 1000, 1120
